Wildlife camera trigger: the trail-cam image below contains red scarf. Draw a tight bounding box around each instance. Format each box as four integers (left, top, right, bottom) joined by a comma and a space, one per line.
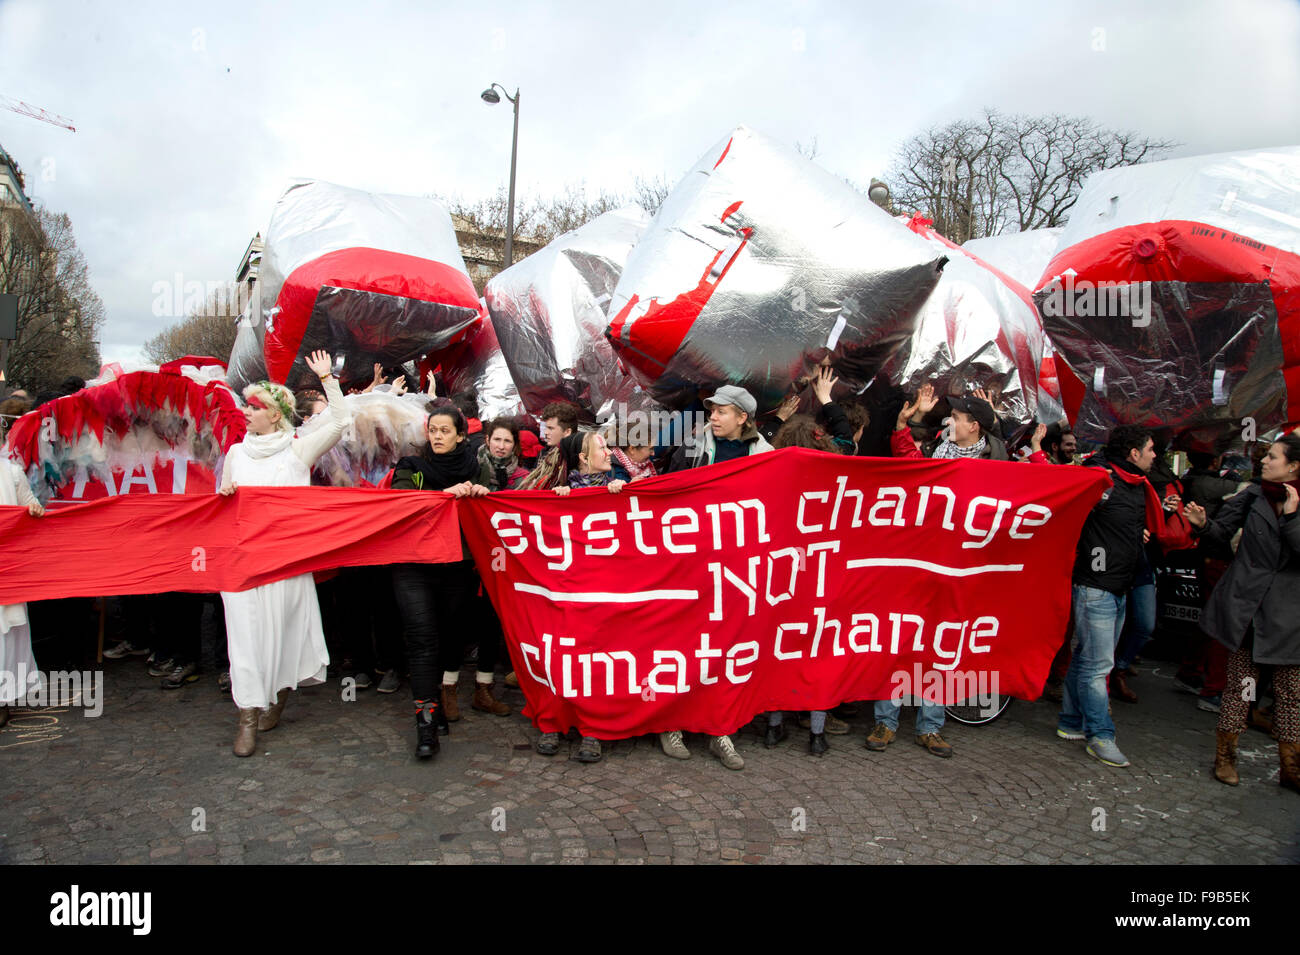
1262, 479, 1300, 506
1105, 459, 1193, 551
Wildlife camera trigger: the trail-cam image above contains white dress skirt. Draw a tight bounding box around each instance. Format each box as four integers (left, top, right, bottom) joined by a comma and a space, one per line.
0, 458, 40, 705
220, 379, 349, 710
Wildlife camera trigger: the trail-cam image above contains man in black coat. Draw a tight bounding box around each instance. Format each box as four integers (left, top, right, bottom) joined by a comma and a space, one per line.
1057, 425, 1157, 769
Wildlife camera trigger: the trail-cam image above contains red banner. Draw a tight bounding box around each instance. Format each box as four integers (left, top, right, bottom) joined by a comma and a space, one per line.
0, 487, 460, 603
460, 449, 1109, 739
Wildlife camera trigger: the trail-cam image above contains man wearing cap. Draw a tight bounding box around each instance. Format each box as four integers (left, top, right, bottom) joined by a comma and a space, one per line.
666, 384, 774, 472
890, 383, 1010, 462
662, 384, 773, 769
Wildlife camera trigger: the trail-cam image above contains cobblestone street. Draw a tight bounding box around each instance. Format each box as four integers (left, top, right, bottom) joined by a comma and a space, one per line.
2, 657, 1297, 865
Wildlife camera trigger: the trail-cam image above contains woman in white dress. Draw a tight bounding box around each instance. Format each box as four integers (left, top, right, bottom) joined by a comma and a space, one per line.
219, 350, 349, 756
0, 443, 44, 727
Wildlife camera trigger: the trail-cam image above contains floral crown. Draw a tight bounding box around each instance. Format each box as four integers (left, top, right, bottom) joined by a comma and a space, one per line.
244, 381, 296, 430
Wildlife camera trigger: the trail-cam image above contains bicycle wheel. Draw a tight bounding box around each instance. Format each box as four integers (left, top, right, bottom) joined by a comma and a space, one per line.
944, 695, 1013, 725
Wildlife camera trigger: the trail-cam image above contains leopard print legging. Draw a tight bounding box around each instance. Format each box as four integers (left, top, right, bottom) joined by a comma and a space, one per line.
1217, 647, 1300, 742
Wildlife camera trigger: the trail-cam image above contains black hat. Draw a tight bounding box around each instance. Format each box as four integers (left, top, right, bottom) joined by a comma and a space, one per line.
948, 395, 996, 434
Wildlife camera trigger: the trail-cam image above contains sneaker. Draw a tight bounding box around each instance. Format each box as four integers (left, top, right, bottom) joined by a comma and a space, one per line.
103, 640, 149, 660
709, 734, 744, 770
1172, 675, 1203, 695
147, 657, 175, 677
161, 662, 198, 689
865, 722, 895, 751
823, 715, 850, 735
1086, 737, 1131, 767
916, 732, 953, 758
1196, 695, 1222, 714
535, 732, 560, 756
352, 672, 373, 691
574, 736, 602, 763
659, 730, 691, 759
376, 670, 400, 694
1056, 726, 1086, 740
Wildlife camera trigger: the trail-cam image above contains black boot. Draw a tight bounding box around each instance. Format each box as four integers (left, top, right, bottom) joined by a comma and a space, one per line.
416, 708, 440, 759
809, 732, 829, 756
763, 722, 787, 748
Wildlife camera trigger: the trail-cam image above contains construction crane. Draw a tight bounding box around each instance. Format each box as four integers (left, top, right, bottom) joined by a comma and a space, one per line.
0, 94, 75, 132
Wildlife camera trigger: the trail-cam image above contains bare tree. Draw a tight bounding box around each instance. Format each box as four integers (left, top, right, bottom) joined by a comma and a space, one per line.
441, 181, 649, 290
630, 175, 671, 216
0, 204, 103, 394
885, 109, 1177, 242
141, 292, 240, 365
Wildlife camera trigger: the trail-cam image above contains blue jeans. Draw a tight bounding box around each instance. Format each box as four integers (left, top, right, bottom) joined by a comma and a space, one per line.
1059, 585, 1126, 741
874, 699, 945, 735
1115, 581, 1156, 672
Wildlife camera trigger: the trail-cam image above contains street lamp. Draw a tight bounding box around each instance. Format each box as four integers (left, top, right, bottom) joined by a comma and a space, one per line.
868, 178, 891, 208
480, 83, 520, 268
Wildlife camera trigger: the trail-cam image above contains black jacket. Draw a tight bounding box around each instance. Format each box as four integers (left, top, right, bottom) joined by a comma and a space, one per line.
1072, 456, 1148, 594
1197, 485, 1300, 665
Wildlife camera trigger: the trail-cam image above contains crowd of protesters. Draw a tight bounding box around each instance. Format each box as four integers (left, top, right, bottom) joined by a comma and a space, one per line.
2, 360, 1297, 795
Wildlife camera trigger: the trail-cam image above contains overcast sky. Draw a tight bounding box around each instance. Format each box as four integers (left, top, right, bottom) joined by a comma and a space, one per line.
2, 0, 1298, 365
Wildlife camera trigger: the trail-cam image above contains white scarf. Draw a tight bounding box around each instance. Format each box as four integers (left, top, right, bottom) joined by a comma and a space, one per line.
241, 430, 294, 459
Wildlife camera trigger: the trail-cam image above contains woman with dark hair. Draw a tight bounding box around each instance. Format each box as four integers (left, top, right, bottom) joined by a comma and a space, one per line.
477, 417, 529, 491
533, 431, 625, 762
1185, 434, 1300, 792
389, 404, 490, 759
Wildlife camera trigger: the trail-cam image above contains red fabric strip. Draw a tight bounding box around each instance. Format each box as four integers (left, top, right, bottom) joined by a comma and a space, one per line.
0, 487, 461, 602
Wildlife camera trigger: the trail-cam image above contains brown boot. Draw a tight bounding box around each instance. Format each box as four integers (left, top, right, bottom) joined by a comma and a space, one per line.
1109, 671, 1138, 704
1213, 730, 1239, 786
472, 682, 511, 716
1280, 741, 1300, 794
233, 708, 259, 757
441, 684, 461, 722
258, 689, 290, 731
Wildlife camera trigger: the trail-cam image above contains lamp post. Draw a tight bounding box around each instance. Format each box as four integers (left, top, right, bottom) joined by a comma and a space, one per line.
868, 178, 891, 209
480, 83, 520, 268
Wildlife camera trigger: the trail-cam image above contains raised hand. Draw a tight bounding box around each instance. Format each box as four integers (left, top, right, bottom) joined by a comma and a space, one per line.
812, 365, 839, 406
426, 371, 437, 397
915, 382, 938, 415
775, 393, 800, 422
304, 350, 334, 379
390, 374, 408, 397
1284, 484, 1298, 515
1184, 501, 1207, 528
1030, 422, 1047, 452
897, 382, 937, 429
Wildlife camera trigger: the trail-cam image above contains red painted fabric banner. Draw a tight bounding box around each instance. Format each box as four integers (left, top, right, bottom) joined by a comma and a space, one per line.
460, 449, 1109, 739
0, 487, 460, 603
